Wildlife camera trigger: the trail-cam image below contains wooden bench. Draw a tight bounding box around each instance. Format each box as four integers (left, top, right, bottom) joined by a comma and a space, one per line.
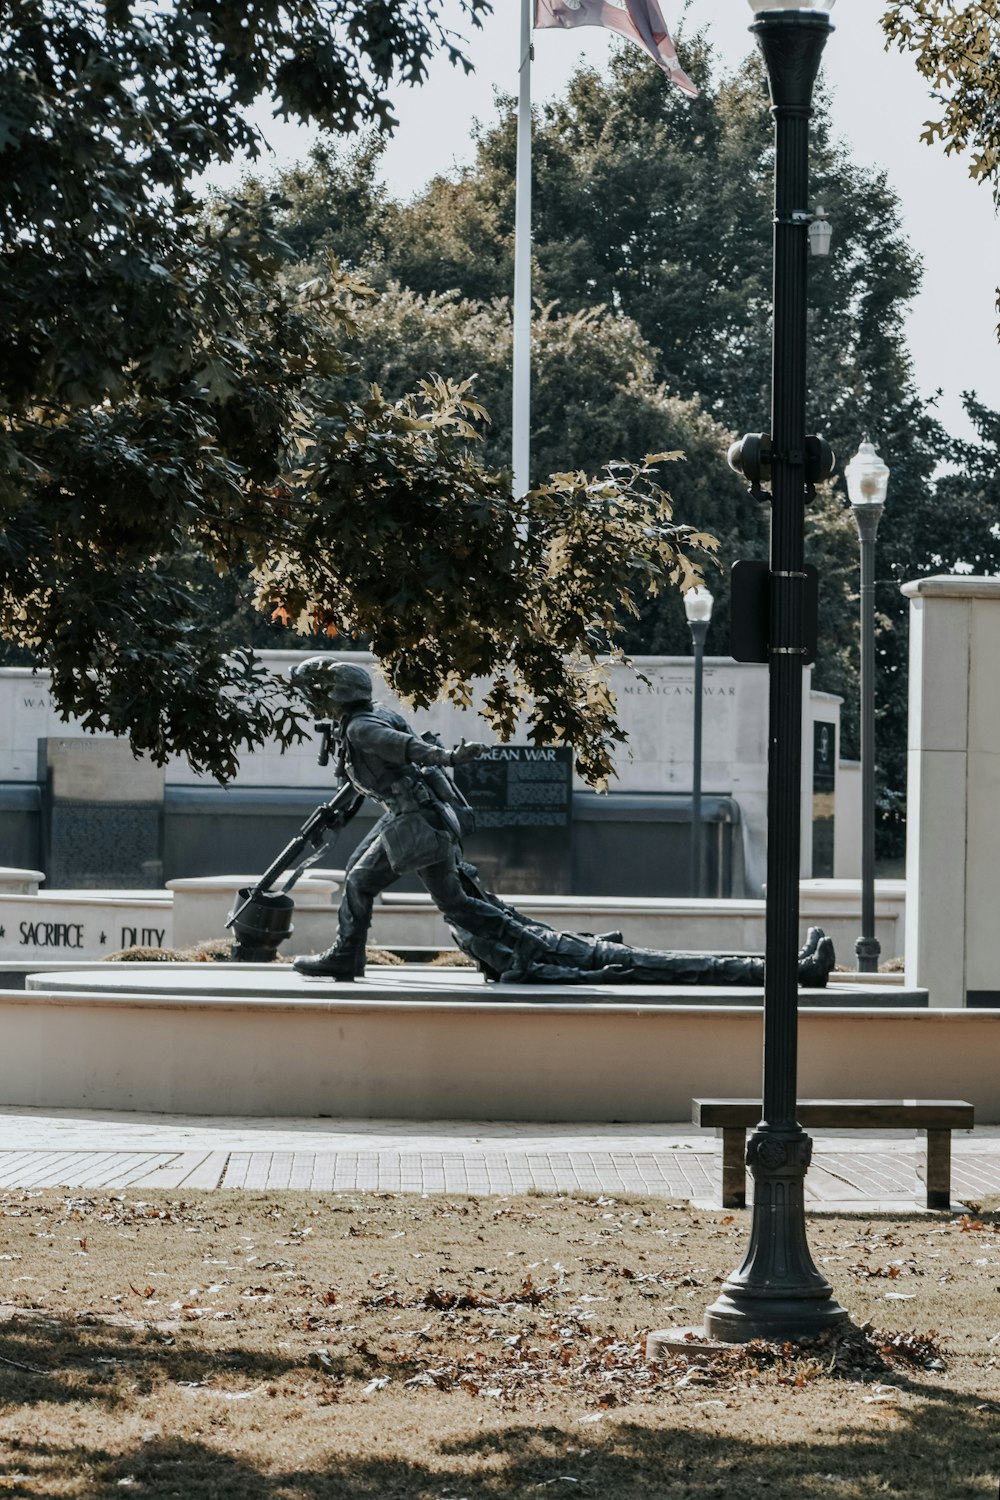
692, 1098, 975, 1211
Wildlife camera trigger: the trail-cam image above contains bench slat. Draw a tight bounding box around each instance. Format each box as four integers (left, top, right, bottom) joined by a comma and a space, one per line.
693, 1098, 974, 1129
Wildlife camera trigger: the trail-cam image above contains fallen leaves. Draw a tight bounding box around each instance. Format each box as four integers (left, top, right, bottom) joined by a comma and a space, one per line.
0, 1188, 993, 1500
862, 1382, 901, 1405
420, 1275, 558, 1313
849, 1261, 906, 1280
870, 1328, 946, 1371
286, 1318, 950, 1414
0, 1189, 986, 1435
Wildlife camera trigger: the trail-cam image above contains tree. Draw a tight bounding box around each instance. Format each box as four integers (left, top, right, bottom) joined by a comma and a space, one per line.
316, 283, 759, 655
262, 44, 949, 853
883, 1, 1000, 331
0, 0, 493, 772
233, 134, 400, 275
254, 369, 718, 786
882, 2, 1000, 211
379, 43, 924, 443
945, 394, 1000, 492
0, 1, 720, 785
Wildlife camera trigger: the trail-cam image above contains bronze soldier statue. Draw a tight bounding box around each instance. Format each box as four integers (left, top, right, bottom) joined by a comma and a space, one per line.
448, 876, 834, 986
288, 657, 836, 988
289, 658, 556, 980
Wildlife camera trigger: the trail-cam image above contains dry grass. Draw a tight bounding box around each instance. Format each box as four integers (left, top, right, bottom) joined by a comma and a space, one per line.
0, 1192, 996, 1498
102, 943, 407, 966
102, 941, 254, 964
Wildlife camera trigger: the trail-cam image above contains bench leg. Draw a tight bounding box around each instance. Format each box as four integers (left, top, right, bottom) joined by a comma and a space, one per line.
718, 1128, 747, 1210
919, 1129, 952, 1210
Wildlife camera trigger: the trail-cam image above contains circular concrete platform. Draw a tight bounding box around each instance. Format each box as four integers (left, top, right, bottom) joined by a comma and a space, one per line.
3, 962, 988, 1128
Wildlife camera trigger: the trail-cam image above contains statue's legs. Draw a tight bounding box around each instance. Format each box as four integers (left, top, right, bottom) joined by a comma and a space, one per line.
479, 929, 834, 987
527, 932, 834, 986
295, 819, 398, 977
491, 936, 767, 985
601, 948, 766, 985
296, 831, 835, 986
420, 858, 550, 961
296, 831, 550, 979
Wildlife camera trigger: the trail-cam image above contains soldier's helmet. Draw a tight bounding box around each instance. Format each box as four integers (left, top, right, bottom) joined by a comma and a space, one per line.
289, 657, 373, 716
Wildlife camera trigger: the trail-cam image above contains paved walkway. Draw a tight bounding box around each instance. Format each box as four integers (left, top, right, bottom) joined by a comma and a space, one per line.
0, 1110, 998, 1211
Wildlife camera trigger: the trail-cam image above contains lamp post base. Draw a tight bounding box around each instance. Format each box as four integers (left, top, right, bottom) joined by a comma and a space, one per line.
704, 1124, 850, 1344
704, 1290, 850, 1345
855, 934, 881, 974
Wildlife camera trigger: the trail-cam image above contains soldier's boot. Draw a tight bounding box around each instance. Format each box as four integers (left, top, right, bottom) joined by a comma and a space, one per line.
294, 943, 366, 980
798, 926, 825, 961
797, 934, 836, 988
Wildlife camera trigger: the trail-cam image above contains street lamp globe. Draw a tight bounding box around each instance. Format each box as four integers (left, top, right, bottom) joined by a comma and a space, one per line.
845, 438, 890, 513
683, 585, 714, 625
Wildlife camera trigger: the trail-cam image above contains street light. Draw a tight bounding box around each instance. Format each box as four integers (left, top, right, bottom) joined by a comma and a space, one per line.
845, 438, 890, 973
704, 0, 849, 1343
684, 586, 714, 897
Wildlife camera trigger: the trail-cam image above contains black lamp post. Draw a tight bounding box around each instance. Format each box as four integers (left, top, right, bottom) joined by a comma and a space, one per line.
685, 585, 714, 896
704, 0, 849, 1343
846, 438, 890, 973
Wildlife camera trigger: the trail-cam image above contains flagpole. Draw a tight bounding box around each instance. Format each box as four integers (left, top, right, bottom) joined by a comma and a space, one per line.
512, 0, 532, 500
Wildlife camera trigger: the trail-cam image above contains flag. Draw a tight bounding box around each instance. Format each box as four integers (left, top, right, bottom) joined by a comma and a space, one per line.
534, 0, 698, 96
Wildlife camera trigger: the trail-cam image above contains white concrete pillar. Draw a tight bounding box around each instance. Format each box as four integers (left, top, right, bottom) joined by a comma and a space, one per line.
833, 760, 861, 879
903, 576, 1000, 1007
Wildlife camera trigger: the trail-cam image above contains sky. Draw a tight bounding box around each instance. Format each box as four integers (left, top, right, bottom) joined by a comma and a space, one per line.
214, 0, 999, 448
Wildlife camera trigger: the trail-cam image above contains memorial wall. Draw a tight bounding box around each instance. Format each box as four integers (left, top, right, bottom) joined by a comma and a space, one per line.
0, 655, 841, 896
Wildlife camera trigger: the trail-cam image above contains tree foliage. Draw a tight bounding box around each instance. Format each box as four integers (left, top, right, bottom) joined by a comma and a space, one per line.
258, 49, 962, 853
0, 0, 491, 775
375, 43, 923, 444
882, 1, 1000, 206
221, 238, 761, 659
238, 24, 1000, 852
882, 1, 1000, 335
327, 282, 760, 624
257, 368, 717, 783
0, 0, 723, 785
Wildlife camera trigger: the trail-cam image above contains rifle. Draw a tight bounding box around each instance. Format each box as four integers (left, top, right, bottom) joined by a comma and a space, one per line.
227, 780, 364, 959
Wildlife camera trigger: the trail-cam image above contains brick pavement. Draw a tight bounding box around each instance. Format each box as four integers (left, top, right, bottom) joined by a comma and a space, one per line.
0, 1110, 997, 1210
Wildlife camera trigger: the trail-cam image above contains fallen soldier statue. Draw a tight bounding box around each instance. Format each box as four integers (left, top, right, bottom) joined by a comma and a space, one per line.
281, 656, 836, 988
446, 866, 835, 987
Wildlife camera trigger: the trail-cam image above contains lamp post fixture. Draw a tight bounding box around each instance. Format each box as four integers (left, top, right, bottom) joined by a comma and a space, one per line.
685, 587, 714, 896
704, 0, 849, 1343
845, 438, 890, 973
